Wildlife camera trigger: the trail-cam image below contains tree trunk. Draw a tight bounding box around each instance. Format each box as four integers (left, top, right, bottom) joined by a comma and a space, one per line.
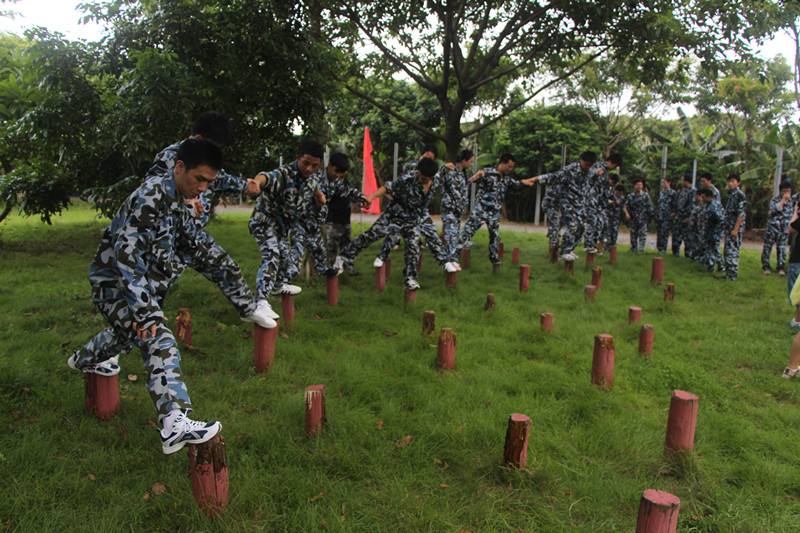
444, 113, 464, 161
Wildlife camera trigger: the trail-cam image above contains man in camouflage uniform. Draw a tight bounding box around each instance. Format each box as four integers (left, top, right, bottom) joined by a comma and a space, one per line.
722, 173, 747, 280
321, 153, 369, 274
762, 181, 793, 275
699, 172, 721, 204
249, 140, 327, 312
334, 158, 458, 289
605, 183, 626, 248
686, 190, 705, 262
700, 187, 725, 272
529, 151, 596, 261
672, 174, 696, 257
541, 172, 563, 254
460, 153, 537, 265
656, 176, 677, 254
440, 149, 475, 262
624, 178, 654, 253
68, 139, 271, 454
583, 154, 623, 253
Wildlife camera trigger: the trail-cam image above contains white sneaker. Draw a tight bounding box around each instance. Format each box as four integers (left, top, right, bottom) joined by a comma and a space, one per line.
453, 262, 462, 271
333, 256, 345, 275
782, 367, 800, 379
444, 262, 458, 273
560, 252, 578, 262
278, 283, 302, 295
406, 279, 421, 290
242, 300, 278, 329
160, 410, 221, 455
373, 257, 384, 268
585, 247, 598, 254
67, 353, 121, 376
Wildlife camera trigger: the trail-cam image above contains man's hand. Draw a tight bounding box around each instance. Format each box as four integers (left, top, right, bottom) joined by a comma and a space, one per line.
314, 189, 327, 205
445, 162, 456, 170
521, 177, 537, 186
596, 167, 605, 176
133, 321, 158, 341
245, 178, 261, 197
185, 198, 204, 218
359, 197, 371, 207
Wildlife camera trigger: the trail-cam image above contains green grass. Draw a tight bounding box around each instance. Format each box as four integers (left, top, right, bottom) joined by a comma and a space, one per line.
2, 205, 800, 532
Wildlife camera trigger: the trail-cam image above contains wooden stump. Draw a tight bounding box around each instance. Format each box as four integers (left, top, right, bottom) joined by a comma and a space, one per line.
385, 258, 392, 279
591, 266, 603, 289
609, 245, 618, 265
636, 489, 680, 533
664, 282, 676, 302
445, 271, 458, 289
665, 390, 699, 453
628, 306, 642, 324
584, 284, 598, 302
586, 251, 596, 268
84, 373, 120, 421
417, 254, 424, 274
375, 265, 386, 292
651, 257, 664, 285
591, 334, 615, 390
460, 248, 471, 269
404, 288, 417, 304
511, 247, 521, 265
253, 323, 278, 373
540, 312, 553, 332
492, 262, 502, 274
503, 413, 532, 469
639, 324, 655, 357
564, 260, 574, 275
304, 384, 326, 437
281, 294, 295, 328
175, 307, 193, 347
498, 242, 505, 260
188, 435, 228, 517
519, 264, 531, 292
437, 328, 456, 370
484, 293, 496, 310
549, 246, 558, 264
422, 310, 436, 336
326, 275, 339, 306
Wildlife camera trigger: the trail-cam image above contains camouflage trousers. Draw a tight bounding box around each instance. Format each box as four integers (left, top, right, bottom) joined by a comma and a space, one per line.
250, 223, 291, 299
703, 234, 723, 272
341, 213, 423, 282
322, 222, 352, 266
441, 211, 462, 262
605, 216, 621, 247
377, 215, 449, 266
544, 207, 562, 249
671, 220, 688, 257
286, 224, 329, 281
630, 222, 647, 252
460, 207, 502, 264
72, 286, 191, 417
583, 208, 606, 250
762, 227, 788, 271
723, 229, 743, 280
656, 218, 672, 253
559, 206, 584, 255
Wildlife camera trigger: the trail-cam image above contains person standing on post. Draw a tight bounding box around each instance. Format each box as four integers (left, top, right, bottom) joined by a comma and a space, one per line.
583, 153, 623, 254
321, 153, 369, 275
441, 149, 477, 263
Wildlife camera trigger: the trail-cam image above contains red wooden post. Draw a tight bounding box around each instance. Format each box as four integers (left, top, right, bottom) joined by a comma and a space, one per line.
664, 282, 676, 302
628, 306, 642, 324
591, 334, 615, 390
639, 324, 655, 357
460, 248, 471, 269
404, 288, 417, 304
651, 257, 664, 285
665, 390, 699, 453
445, 271, 458, 289
84, 373, 120, 421
636, 489, 680, 533
499, 242, 505, 259
549, 246, 559, 264
511, 247, 521, 265
540, 312, 553, 332
436, 328, 456, 370
188, 435, 229, 517
281, 294, 295, 328
422, 310, 436, 336
326, 275, 339, 306
564, 260, 574, 275
591, 266, 603, 289
485, 293, 496, 310
586, 251, 596, 268
519, 264, 531, 292
385, 258, 392, 279
304, 384, 326, 437
375, 265, 386, 292
253, 323, 278, 373
417, 254, 424, 274
503, 413, 532, 469
609, 245, 618, 265
492, 262, 502, 274
584, 284, 598, 302
175, 307, 193, 347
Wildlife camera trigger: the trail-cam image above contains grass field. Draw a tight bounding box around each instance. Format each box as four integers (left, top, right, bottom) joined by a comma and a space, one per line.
1, 206, 799, 532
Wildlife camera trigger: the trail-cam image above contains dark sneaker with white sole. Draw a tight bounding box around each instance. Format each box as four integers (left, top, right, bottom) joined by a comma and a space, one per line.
160, 410, 221, 454
67, 353, 121, 376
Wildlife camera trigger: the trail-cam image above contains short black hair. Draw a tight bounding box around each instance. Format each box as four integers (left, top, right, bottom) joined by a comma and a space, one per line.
609, 174, 620, 185
780, 180, 792, 191
329, 152, 350, 172
682, 173, 692, 183
416, 157, 438, 178
663, 176, 673, 183
607, 153, 623, 166
191, 111, 232, 146
421, 144, 438, 158
298, 139, 324, 159
177, 137, 223, 171
458, 149, 474, 162
699, 188, 714, 197
614, 184, 626, 193
580, 151, 598, 164
632, 178, 644, 185
727, 172, 740, 183
699, 172, 713, 181
499, 153, 515, 164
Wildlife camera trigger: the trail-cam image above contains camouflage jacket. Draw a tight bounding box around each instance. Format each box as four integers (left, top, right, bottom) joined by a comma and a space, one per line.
724, 188, 747, 231
250, 161, 323, 233
704, 201, 724, 239
384, 172, 437, 223
584, 162, 611, 212
441, 167, 469, 216
625, 191, 654, 225
766, 195, 793, 234
675, 186, 696, 221
606, 193, 625, 223
538, 162, 589, 211
474, 166, 527, 212
657, 188, 677, 223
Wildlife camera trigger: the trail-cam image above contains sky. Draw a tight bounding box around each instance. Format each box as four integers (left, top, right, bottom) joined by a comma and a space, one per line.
1, 0, 796, 121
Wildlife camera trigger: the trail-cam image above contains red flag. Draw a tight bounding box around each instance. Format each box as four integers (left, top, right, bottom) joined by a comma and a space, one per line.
361, 126, 381, 214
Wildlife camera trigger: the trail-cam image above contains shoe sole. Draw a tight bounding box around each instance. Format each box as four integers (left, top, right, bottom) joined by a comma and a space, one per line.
241, 316, 277, 329
162, 422, 221, 455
